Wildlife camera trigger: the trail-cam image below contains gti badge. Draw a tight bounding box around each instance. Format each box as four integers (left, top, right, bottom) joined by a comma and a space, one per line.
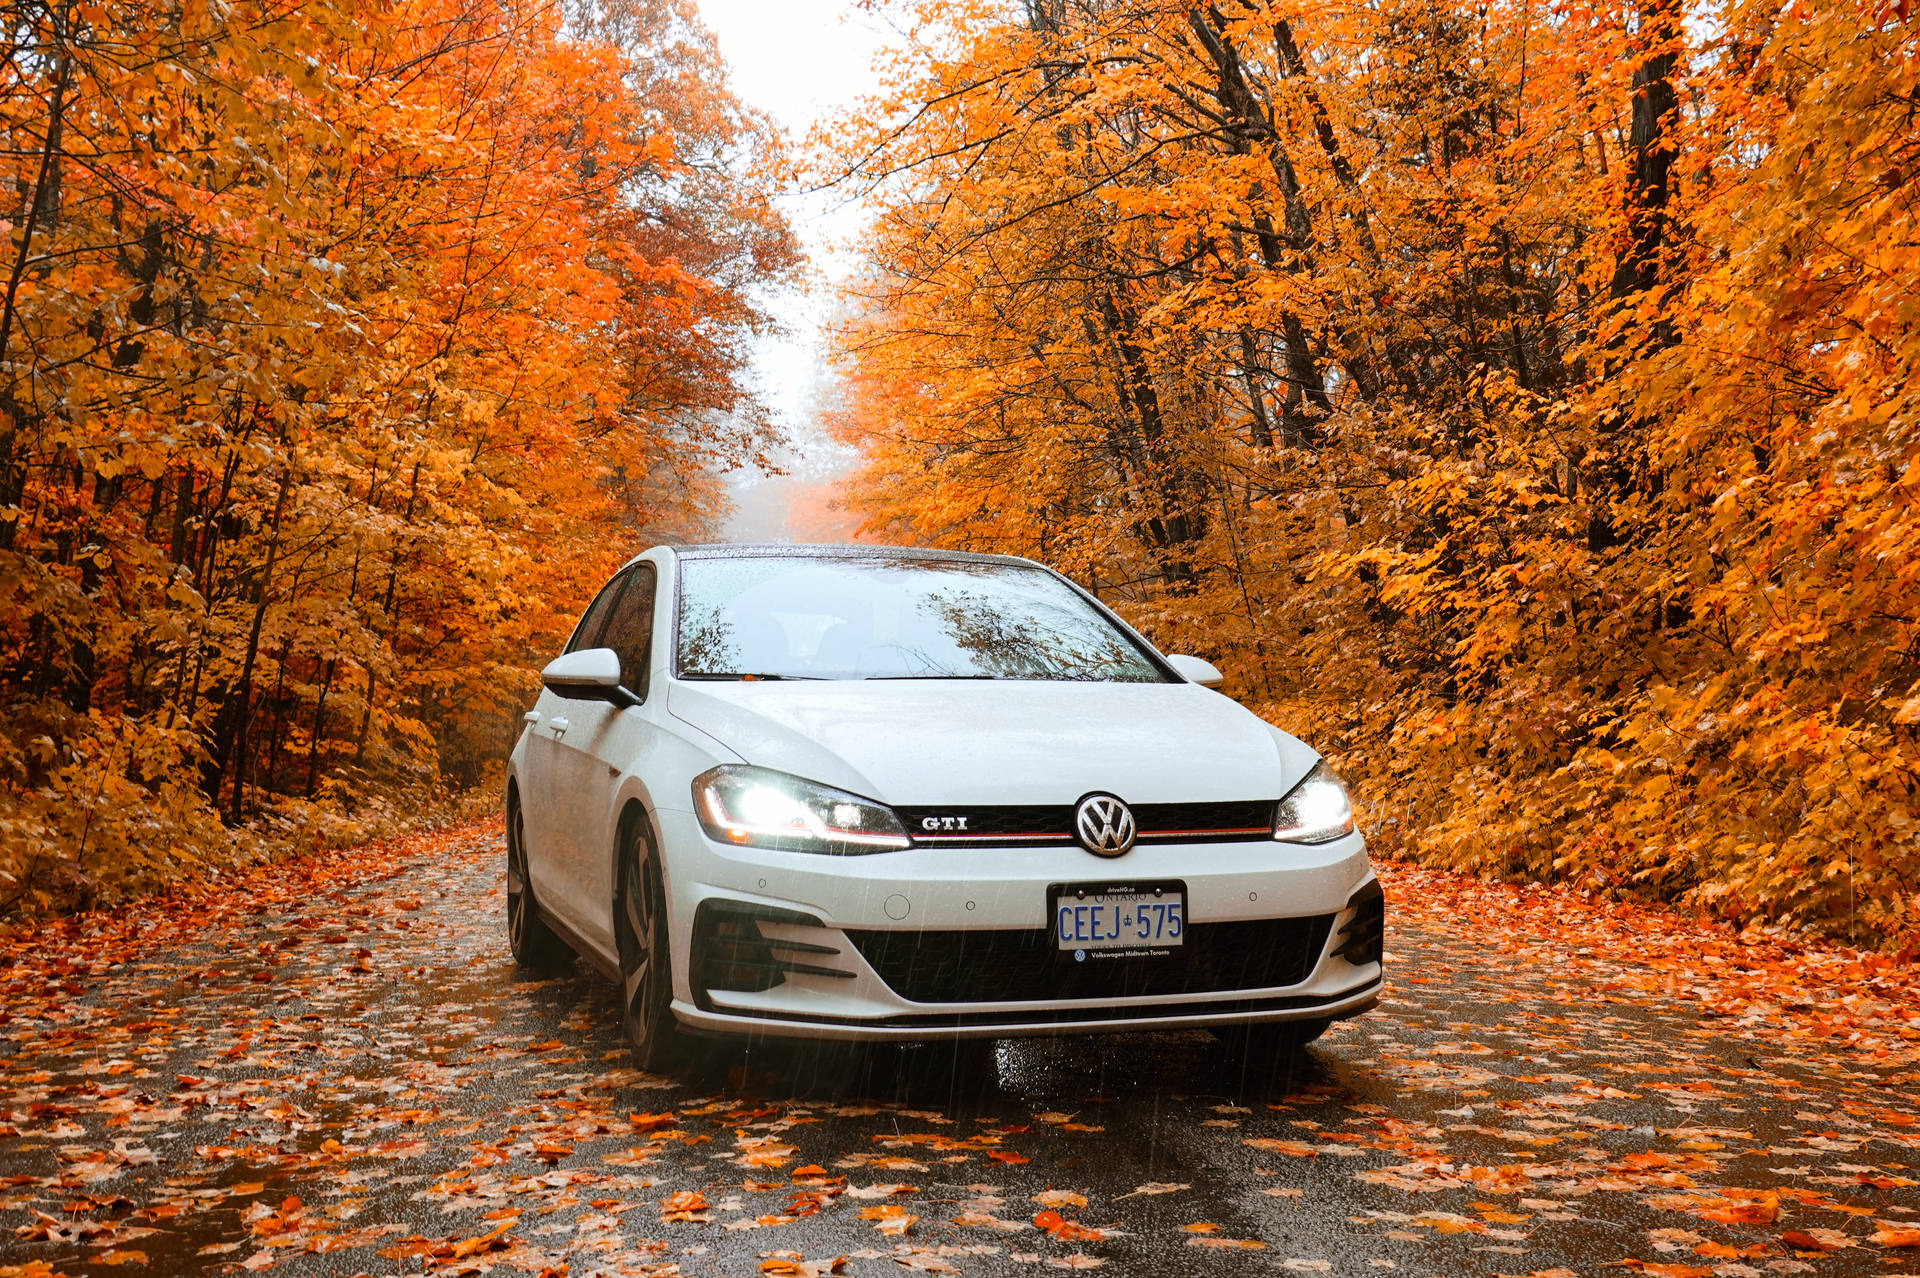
1074, 793, 1136, 856
920, 815, 969, 831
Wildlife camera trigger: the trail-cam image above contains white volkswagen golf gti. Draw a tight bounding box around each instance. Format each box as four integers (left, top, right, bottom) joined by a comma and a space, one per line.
505, 544, 1384, 1069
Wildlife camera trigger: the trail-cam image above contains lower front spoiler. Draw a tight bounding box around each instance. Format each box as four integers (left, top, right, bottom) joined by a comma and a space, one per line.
670, 977, 1383, 1043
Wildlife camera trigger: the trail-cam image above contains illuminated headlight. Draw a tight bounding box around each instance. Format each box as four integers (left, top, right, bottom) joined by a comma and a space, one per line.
693, 765, 911, 854
1272, 760, 1356, 844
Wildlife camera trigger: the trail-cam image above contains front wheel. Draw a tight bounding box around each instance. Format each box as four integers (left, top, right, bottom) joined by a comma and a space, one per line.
615, 817, 691, 1072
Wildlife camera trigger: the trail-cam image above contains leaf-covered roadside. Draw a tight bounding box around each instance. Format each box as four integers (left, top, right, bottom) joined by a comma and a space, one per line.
1378, 866, 1920, 1068
2, 826, 1917, 1277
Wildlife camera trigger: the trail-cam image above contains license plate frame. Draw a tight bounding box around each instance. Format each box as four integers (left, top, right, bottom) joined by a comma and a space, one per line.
1048, 880, 1187, 960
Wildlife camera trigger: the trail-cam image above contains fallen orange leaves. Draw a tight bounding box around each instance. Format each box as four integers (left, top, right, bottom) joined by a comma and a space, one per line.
856, 1204, 916, 1236
1032, 1209, 1106, 1242
660, 1191, 711, 1222
1693, 1192, 1779, 1225
377, 1218, 516, 1266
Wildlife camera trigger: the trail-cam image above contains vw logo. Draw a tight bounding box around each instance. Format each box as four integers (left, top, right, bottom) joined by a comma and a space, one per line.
1074, 793, 1136, 857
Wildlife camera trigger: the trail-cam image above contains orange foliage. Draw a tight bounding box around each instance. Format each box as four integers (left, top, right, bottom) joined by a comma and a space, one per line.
821, 0, 1920, 946
0, 0, 796, 911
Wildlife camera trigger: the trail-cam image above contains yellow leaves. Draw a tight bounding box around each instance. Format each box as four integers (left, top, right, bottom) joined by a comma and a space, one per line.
0, 0, 794, 905
818, 0, 1920, 955
1030, 1189, 1088, 1208
857, 1204, 917, 1236
1872, 1222, 1920, 1247
734, 1133, 798, 1167
759, 1256, 847, 1278
1186, 1235, 1268, 1250
659, 1190, 711, 1222
1244, 1137, 1319, 1158
1114, 1182, 1188, 1198
1690, 1191, 1778, 1226
377, 1218, 516, 1265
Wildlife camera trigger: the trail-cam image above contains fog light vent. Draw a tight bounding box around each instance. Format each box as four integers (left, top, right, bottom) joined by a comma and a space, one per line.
691, 900, 853, 1009
1332, 879, 1385, 967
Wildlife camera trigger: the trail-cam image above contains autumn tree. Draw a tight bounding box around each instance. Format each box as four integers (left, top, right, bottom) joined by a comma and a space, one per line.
825, 0, 1920, 945
0, 0, 796, 912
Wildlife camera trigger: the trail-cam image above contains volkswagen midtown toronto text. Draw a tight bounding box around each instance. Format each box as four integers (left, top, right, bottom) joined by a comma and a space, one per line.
503, 544, 1385, 1069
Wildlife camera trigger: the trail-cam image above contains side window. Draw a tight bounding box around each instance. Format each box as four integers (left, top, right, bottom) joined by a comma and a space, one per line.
564, 572, 629, 656
599, 563, 657, 700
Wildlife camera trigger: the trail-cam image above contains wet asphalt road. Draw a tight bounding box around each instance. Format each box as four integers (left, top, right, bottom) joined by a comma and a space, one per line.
1, 823, 1917, 1277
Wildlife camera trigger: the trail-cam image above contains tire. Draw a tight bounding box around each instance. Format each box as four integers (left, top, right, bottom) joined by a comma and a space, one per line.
615, 815, 691, 1072
506, 791, 571, 972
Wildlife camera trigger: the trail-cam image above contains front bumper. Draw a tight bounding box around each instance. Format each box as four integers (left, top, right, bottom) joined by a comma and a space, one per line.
656, 806, 1384, 1042
676, 978, 1383, 1042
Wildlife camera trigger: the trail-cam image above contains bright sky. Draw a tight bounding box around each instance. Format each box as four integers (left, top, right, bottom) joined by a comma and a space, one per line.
695, 0, 898, 514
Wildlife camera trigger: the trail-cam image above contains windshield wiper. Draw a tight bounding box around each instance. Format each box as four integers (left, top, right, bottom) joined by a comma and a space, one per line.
679, 672, 827, 681
865, 673, 1003, 680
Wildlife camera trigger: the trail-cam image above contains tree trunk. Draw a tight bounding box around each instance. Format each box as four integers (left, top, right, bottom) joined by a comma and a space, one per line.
1610, 0, 1682, 304
0, 29, 71, 552
224, 467, 293, 822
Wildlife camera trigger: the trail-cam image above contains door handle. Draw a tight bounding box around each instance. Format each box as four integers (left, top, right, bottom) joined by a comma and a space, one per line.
523, 711, 540, 724
548, 717, 570, 735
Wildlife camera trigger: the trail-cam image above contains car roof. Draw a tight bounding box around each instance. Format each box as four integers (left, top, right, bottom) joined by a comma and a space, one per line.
662, 542, 1042, 569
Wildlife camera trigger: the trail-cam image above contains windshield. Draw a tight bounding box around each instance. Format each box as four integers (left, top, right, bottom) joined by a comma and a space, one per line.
674, 556, 1169, 682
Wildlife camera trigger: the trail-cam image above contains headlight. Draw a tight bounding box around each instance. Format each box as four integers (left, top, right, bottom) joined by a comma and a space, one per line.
1273, 760, 1355, 844
692, 765, 911, 854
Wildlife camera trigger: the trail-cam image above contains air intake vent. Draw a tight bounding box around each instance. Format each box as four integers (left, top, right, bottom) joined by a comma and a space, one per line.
1332, 880, 1385, 967
844, 914, 1334, 1004
690, 901, 853, 1008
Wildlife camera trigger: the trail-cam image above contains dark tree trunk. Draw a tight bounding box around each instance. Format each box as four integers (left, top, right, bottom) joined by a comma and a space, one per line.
222, 467, 293, 822
1610, 0, 1682, 304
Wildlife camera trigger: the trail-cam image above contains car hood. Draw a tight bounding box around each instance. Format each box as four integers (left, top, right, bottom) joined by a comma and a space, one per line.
666, 679, 1316, 805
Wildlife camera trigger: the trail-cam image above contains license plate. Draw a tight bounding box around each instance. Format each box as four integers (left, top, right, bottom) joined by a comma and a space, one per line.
1051, 882, 1185, 953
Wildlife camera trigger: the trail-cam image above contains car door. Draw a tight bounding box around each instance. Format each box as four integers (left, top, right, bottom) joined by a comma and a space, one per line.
525, 571, 629, 939
548, 561, 658, 954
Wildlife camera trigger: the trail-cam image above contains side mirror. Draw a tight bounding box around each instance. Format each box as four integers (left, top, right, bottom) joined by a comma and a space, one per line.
1166, 653, 1224, 688
541, 648, 639, 707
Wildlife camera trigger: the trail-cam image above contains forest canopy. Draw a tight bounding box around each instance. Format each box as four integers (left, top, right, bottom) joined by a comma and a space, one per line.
0, 0, 797, 912
824, 0, 1920, 947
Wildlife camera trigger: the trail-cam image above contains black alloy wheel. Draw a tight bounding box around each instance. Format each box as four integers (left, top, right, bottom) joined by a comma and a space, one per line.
505, 792, 570, 971
616, 818, 691, 1071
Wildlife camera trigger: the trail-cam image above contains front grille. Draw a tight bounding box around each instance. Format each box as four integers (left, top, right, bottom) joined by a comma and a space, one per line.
1134, 800, 1277, 839
897, 800, 1276, 846
844, 914, 1335, 1004
897, 806, 1072, 841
